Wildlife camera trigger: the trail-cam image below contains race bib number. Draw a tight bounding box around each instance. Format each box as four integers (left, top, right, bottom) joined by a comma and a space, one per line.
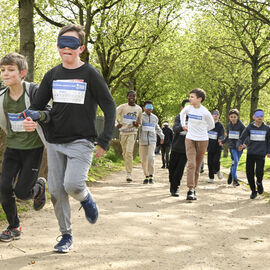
228, 131, 240, 139
208, 131, 218, 140
250, 130, 266, 141
123, 115, 136, 124
8, 113, 25, 132
52, 80, 87, 104
142, 123, 155, 132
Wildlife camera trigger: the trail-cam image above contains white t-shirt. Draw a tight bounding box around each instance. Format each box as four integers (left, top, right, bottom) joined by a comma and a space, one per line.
180, 104, 215, 141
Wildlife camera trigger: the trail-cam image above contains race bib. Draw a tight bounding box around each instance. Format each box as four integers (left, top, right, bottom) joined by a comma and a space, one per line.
208, 131, 218, 140
8, 113, 25, 132
52, 80, 87, 104
188, 114, 203, 121
122, 114, 136, 124
250, 130, 266, 141
142, 123, 155, 132
228, 131, 240, 139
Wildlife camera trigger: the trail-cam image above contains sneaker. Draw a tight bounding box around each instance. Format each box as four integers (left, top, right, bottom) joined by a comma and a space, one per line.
161, 165, 165, 169
33, 177, 47, 211
186, 189, 196, 200
208, 178, 214, 183
0, 226, 22, 242
227, 173, 232, 184
80, 193, 99, 224
54, 234, 73, 253
148, 176, 155, 184
217, 171, 223, 179
200, 169, 204, 173
126, 173, 132, 182
250, 191, 257, 199
233, 179, 240, 186
170, 188, 179, 197
257, 181, 264, 194
143, 177, 149, 184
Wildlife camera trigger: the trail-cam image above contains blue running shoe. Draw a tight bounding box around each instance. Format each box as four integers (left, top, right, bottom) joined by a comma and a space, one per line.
54, 234, 73, 253
80, 193, 99, 224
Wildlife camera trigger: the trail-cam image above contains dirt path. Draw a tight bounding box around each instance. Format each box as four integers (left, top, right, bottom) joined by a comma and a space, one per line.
1, 155, 270, 270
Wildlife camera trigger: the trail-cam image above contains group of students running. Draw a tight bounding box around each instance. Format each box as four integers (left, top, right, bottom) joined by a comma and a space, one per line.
0, 23, 269, 255
116, 88, 270, 202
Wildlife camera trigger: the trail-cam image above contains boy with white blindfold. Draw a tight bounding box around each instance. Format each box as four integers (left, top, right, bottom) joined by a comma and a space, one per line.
237, 109, 270, 199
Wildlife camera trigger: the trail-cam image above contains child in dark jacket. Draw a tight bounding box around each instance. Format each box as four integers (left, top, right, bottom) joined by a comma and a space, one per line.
221, 109, 245, 186
207, 110, 225, 183
236, 109, 270, 199
168, 99, 189, 197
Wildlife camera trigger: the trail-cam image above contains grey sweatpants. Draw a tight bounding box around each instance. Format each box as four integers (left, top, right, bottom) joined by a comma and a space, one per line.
47, 139, 95, 235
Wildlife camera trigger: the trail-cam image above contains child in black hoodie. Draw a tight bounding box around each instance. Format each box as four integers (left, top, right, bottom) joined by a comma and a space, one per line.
236, 109, 270, 199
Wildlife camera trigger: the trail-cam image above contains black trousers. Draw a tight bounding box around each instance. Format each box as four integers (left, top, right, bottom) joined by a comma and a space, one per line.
161, 145, 171, 167
169, 151, 187, 192
246, 154, 265, 192
207, 151, 221, 179
0, 147, 44, 228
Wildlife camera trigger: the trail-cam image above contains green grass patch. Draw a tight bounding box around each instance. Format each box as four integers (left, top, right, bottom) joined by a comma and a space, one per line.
220, 151, 270, 179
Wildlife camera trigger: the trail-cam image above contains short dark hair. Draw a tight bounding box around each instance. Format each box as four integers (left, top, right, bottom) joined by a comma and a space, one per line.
126, 90, 136, 97
144, 100, 153, 106
58, 24, 85, 45
189, 88, 206, 102
254, 108, 264, 113
0, 52, 28, 72
229, 109, 239, 116
181, 99, 189, 108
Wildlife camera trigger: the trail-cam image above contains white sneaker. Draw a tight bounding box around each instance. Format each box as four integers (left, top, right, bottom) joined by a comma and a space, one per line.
126, 173, 132, 182
217, 171, 223, 179
208, 178, 214, 183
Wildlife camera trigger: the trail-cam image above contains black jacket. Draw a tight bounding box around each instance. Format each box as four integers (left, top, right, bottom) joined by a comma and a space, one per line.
171, 114, 186, 154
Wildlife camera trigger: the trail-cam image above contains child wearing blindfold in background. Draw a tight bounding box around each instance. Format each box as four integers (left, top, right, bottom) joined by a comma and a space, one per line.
21, 24, 116, 253
139, 100, 164, 184
236, 109, 270, 199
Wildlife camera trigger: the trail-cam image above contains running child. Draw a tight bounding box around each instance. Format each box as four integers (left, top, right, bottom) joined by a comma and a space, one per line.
22, 24, 116, 253
169, 99, 189, 197
236, 109, 270, 199
116, 90, 142, 182
0, 53, 47, 242
139, 100, 164, 184
180, 88, 214, 200
207, 110, 225, 183
221, 109, 245, 186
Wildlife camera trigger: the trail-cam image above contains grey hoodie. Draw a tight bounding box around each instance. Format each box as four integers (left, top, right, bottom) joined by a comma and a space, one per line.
139, 112, 164, 145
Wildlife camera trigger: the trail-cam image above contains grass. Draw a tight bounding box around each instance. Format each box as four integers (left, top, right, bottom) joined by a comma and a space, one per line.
220, 151, 270, 179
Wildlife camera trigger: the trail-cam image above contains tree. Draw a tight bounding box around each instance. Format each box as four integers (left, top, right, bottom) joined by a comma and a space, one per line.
19, 0, 35, 81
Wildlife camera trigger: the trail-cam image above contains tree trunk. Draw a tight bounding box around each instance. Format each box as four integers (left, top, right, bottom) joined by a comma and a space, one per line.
19, 0, 35, 82
250, 67, 260, 121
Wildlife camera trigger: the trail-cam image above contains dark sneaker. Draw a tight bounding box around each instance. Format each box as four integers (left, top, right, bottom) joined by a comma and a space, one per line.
148, 178, 155, 184
80, 193, 99, 224
170, 188, 179, 197
257, 181, 264, 194
161, 165, 165, 169
0, 226, 22, 242
143, 178, 149, 184
227, 173, 232, 184
233, 179, 240, 186
250, 191, 257, 199
186, 190, 196, 200
54, 234, 73, 253
33, 177, 47, 211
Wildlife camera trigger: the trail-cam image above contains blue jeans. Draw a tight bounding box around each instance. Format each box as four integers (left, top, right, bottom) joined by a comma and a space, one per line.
230, 148, 243, 180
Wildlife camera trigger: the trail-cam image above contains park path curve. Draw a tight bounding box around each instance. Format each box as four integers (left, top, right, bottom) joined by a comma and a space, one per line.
1, 155, 270, 270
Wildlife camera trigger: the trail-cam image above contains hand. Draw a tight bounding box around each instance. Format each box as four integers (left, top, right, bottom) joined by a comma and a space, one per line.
160, 139, 164, 144
133, 121, 139, 127
95, 145, 106, 158
116, 123, 122, 129
183, 125, 188, 131
20, 109, 41, 121
238, 146, 243, 151
242, 144, 247, 149
218, 139, 223, 146
267, 154, 270, 158
23, 118, 37, 132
